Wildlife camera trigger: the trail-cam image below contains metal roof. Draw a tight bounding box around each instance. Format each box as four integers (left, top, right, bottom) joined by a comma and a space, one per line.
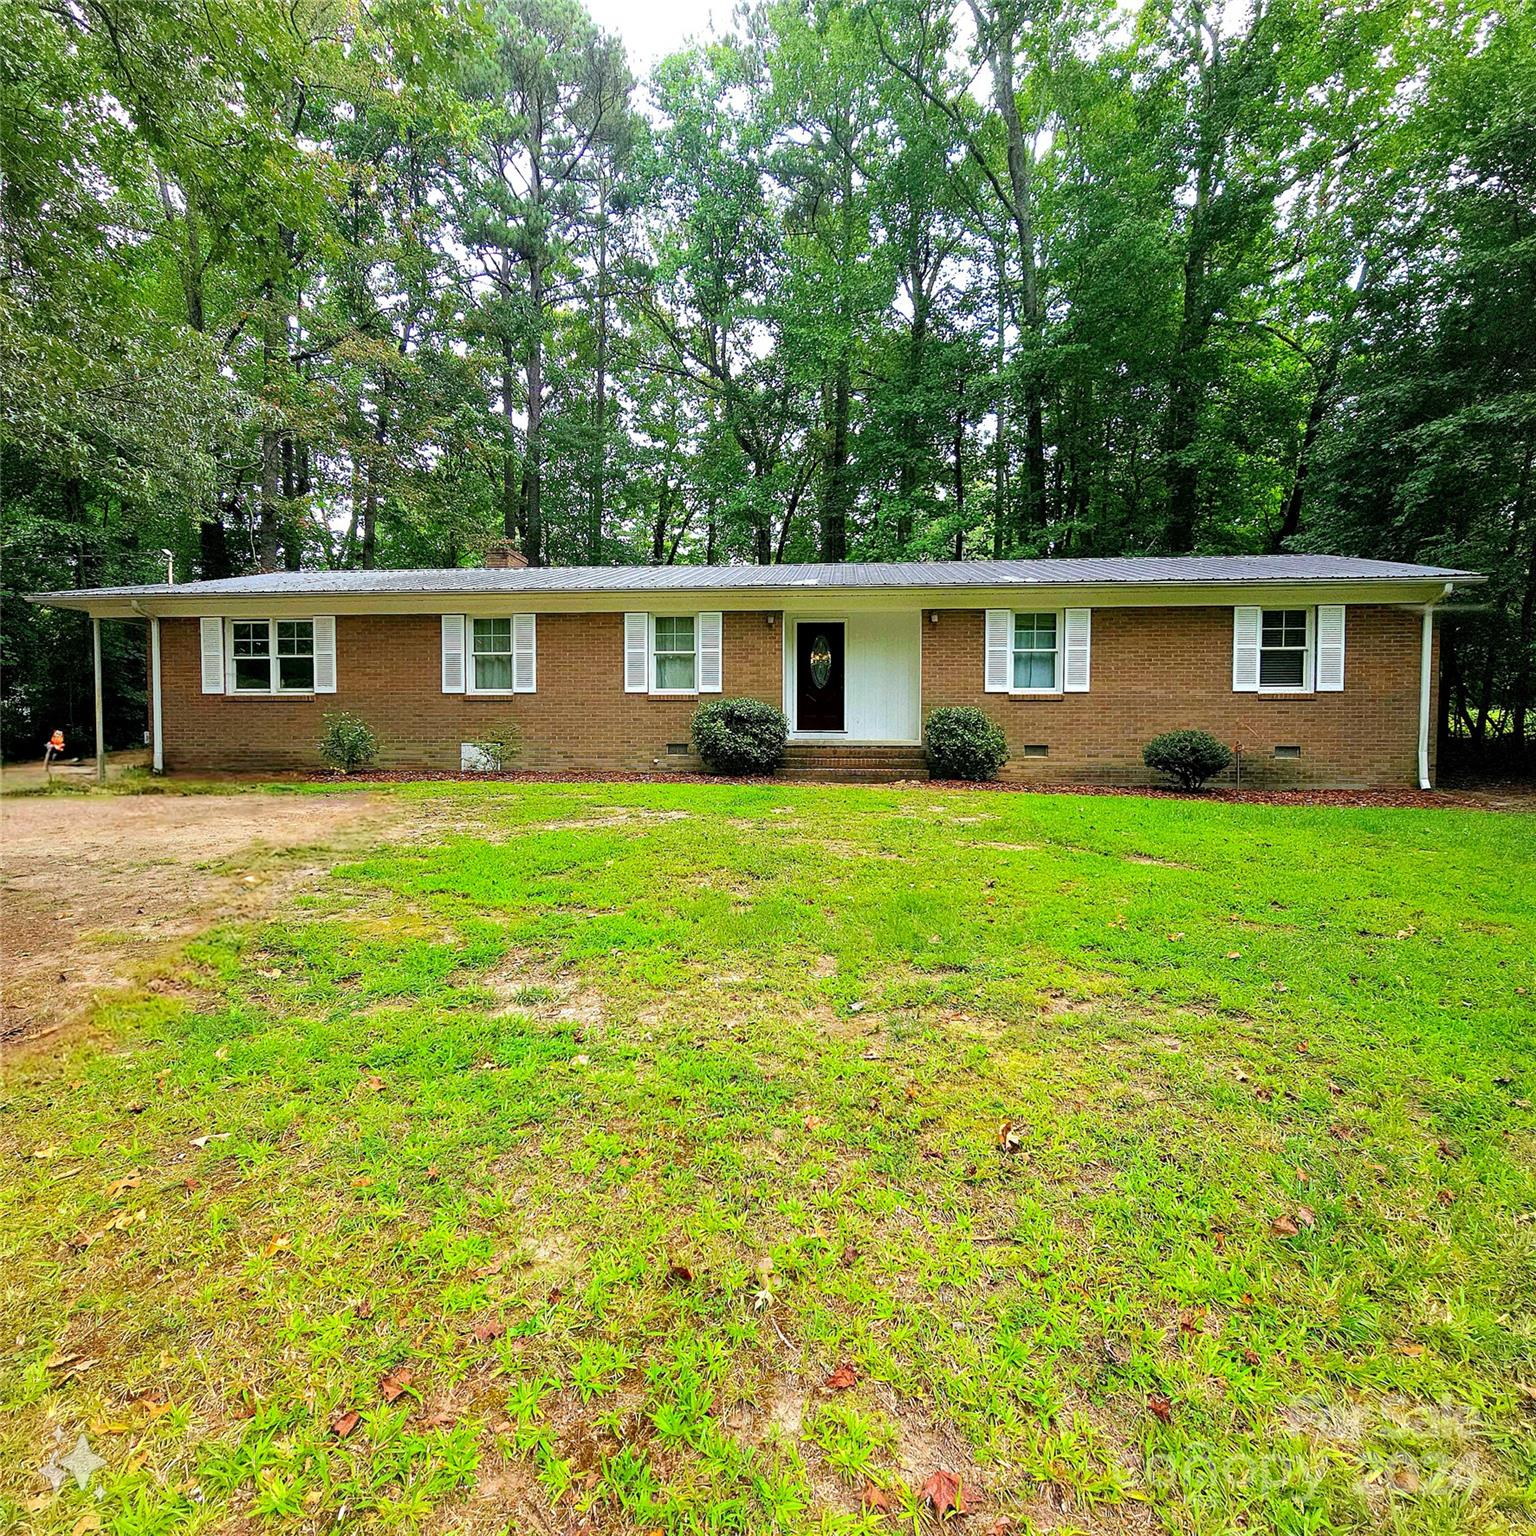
29, 555, 1479, 605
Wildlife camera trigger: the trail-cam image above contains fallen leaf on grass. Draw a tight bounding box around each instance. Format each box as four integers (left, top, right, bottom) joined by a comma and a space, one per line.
860, 1483, 895, 1512
824, 1363, 857, 1391
838, 1244, 858, 1268
379, 1367, 414, 1403
997, 1120, 1022, 1153
261, 1234, 291, 1258
666, 1261, 694, 1285
1148, 1393, 1173, 1423
330, 1410, 360, 1437
105, 1175, 141, 1198
1271, 1215, 1300, 1237
1393, 1466, 1420, 1493
1435, 1189, 1455, 1208
1396, 1340, 1425, 1358
419, 1408, 457, 1429
361, 1075, 384, 1094
471, 1321, 505, 1343
920, 1469, 964, 1516
1295, 1206, 1316, 1229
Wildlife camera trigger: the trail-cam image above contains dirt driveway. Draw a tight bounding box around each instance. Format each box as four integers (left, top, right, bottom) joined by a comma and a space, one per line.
1, 790, 400, 1047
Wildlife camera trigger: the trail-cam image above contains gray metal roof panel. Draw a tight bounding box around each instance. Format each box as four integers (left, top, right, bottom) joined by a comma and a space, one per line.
29, 555, 1479, 603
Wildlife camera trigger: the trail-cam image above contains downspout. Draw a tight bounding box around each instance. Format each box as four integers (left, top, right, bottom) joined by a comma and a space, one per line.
1417, 586, 1450, 791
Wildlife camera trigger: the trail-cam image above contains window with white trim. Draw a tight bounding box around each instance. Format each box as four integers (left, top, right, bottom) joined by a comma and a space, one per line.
652, 615, 697, 692
231, 619, 314, 693
471, 618, 514, 692
1012, 612, 1059, 691
1259, 609, 1310, 691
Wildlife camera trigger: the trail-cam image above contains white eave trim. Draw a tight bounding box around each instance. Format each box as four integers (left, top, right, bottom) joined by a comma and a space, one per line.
30, 577, 1480, 621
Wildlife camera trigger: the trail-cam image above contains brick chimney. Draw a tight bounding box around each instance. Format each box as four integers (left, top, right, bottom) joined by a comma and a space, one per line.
483, 539, 528, 570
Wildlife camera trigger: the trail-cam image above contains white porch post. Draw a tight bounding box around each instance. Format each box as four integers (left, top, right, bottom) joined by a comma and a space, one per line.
92, 615, 106, 785
150, 615, 164, 773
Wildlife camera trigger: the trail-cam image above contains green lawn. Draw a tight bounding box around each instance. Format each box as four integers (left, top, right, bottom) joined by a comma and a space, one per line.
4, 782, 1535, 1535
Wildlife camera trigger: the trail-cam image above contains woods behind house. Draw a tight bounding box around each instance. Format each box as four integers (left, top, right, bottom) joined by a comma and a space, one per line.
2, 0, 1533, 762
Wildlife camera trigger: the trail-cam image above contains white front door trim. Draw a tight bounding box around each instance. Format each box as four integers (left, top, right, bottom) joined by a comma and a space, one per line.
782, 607, 923, 743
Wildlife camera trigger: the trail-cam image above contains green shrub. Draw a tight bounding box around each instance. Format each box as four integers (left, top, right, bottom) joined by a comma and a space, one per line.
690, 697, 788, 775
1143, 728, 1233, 790
317, 712, 379, 774
924, 706, 1008, 781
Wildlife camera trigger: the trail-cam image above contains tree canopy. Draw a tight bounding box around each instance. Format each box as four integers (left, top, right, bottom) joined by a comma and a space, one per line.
3, 0, 1532, 760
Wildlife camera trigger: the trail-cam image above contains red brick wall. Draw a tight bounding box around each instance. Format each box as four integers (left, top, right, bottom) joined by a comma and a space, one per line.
159, 603, 1432, 786
921, 604, 1429, 787
160, 611, 784, 772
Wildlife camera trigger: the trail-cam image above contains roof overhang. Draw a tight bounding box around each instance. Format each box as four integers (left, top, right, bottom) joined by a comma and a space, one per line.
29, 576, 1475, 620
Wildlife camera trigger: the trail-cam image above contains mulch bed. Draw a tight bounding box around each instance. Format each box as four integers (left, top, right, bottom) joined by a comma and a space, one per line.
310, 768, 1534, 811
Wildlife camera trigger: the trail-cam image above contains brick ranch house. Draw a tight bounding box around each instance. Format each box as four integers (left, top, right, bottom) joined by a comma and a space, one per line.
31, 554, 1480, 786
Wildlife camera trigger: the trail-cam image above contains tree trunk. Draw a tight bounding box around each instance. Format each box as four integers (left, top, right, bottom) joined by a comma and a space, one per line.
258, 259, 284, 573
986, 17, 1046, 533
821, 357, 851, 561
1510, 441, 1536, 753
524, 255, 545, 566
500, 345, 520, 542
591, 173, 609, 563
952, 382, 966, 559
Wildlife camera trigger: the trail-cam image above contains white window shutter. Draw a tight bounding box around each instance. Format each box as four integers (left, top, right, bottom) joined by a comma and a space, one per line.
1063, 608, 1091, 692
698, 611, 723, 692
312, 616, 337, 693
984, 609, 1012, 692
1315, 605, 1345, 691
512, 613, 536, 693
199, 617, 224, 694
624, 613, 649, 692
1232, 606, 1261, 692
441, 614, 466, 693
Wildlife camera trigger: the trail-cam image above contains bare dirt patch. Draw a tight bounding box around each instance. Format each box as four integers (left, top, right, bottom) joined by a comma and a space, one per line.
1, 791, 400, 1048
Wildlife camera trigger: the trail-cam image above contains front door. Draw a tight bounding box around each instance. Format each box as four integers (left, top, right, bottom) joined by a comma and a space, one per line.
796, 622, 845, 731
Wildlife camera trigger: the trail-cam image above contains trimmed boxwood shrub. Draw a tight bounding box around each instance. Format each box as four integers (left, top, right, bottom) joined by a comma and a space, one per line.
317, 711, 379, 774
1143, 728, 1233, 790
690, 697, 788, 775
924, 706, 1008, 781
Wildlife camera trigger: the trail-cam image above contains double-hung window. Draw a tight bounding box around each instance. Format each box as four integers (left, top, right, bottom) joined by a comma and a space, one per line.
471, 618, 514, 692
652, 616, 697, 692
986, 608, 1091, 695
1012, 612, 1059, 691
231, 619, 315, 693
1259, 609, 1310, 691
442, 613, 535, 694
1233, 605, 1343, 693
624, 612, 723, 695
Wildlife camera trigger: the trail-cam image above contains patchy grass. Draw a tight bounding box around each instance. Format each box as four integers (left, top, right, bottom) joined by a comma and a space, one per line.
2, 781, 1534, 1535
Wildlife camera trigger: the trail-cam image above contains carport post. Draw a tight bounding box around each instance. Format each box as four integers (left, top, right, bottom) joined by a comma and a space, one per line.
92, 615, 105, 785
